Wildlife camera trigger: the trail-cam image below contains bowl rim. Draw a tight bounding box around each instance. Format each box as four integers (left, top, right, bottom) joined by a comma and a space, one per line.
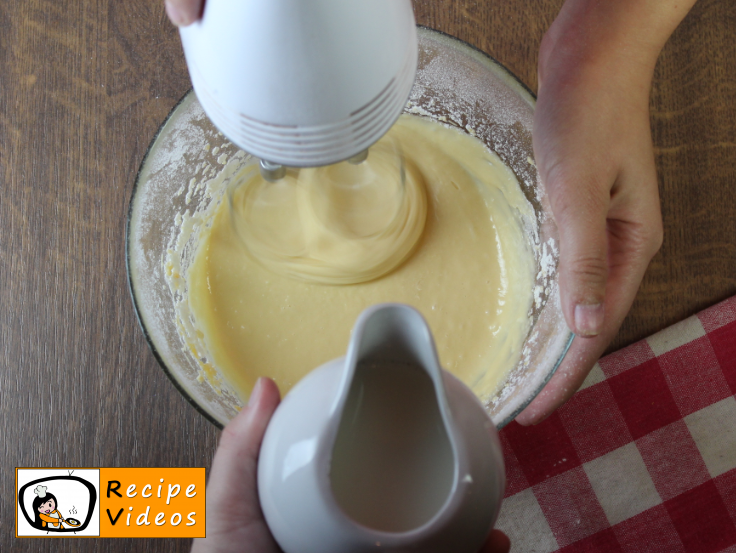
126, 26, 573, 431
126, 91, 226, 429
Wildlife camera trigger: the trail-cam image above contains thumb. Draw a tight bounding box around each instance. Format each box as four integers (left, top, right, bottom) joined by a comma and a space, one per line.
165, 0, 204, 27
213, 377, 281, 500
192, 378, 280, 553
549, 173, 609, 337
192, 378, 282, 553
206, 378, 281, 530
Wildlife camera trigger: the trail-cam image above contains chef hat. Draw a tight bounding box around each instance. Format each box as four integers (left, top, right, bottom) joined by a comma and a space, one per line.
34, 485, 47, 499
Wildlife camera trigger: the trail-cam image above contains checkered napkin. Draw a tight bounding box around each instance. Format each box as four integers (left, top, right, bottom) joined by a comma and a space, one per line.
495, 295, 736, 552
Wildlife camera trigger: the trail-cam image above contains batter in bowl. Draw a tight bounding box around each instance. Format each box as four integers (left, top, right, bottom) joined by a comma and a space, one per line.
230, 136, 428, 285
186, 114, 536, 405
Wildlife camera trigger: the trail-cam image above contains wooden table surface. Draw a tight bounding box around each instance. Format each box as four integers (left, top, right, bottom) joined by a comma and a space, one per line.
1, 0, 734, 550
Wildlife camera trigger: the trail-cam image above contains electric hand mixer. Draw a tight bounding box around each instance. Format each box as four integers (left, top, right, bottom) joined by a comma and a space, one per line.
179, 0, 418, 181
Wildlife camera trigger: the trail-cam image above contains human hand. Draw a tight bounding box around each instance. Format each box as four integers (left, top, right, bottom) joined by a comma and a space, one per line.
165, 0, 204, 27
515, 0, 689, 425
191, 378, 282, 553
192, 376, 510, 553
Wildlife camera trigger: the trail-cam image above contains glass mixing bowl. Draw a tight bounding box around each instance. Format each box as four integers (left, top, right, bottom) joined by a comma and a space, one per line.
126, 27, 573, 429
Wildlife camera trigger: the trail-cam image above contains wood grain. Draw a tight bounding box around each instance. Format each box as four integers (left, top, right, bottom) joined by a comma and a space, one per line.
1, 1, 734, 551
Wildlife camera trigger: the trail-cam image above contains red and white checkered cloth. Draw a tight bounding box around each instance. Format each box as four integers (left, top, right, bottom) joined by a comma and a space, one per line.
496, 295, 736, 552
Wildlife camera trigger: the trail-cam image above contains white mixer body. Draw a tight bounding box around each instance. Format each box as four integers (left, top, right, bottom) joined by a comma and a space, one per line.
180, 0, 417, 167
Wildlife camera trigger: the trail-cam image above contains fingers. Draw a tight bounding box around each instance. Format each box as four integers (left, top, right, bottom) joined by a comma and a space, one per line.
165, 0, 204, 27
480, 530, 511, 553
515, 331, 613, 426
516, 215, 659, 425
546, 167, 610, 337
517, 139, 662, 425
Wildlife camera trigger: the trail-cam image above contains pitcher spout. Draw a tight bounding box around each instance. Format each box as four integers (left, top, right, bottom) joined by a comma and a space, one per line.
343, 303, 448, 384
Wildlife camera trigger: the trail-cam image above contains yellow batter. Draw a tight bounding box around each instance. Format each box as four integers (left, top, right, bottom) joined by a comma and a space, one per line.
187, 114, 536, 404
230, 136, 427, 285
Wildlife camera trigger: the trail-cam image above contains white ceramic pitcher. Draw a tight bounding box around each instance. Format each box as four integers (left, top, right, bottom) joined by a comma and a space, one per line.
257, 303, 505, 553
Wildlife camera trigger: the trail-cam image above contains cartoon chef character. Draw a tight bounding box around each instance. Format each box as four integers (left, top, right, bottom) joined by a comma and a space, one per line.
32, 485, 70, 530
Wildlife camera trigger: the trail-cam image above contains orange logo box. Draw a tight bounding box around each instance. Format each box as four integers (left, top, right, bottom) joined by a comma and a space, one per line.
99, 468, 205, 538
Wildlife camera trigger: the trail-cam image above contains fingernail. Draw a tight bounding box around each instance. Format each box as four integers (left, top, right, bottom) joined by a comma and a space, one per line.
574, 303, 604, 336
248, 378, 265, 407
165, 1, 190, 26
518, 413, 550, 426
